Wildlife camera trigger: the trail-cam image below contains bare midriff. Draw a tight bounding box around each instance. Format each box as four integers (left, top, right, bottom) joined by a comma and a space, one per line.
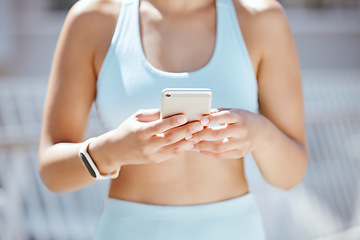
109, 151, 249, 205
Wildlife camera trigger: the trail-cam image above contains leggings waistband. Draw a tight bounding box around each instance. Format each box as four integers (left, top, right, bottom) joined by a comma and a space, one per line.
103, 193, 258, 220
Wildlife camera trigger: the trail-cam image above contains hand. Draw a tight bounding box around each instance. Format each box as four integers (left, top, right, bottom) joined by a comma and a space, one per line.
190, 109, 268, 159
90, 109, 204, 171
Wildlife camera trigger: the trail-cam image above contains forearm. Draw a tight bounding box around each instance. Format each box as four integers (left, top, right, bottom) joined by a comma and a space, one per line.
39, 142, 97, 193
252, 117, 307, 190
39, 111, 197, 193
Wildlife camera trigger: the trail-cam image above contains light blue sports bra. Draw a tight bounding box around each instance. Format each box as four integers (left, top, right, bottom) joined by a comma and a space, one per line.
95, 0, 258, 131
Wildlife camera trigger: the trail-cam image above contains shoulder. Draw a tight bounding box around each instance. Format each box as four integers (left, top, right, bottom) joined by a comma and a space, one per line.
234, 0, 292, 37
62, 0, 122, 45
68, 0, 122, 23
232, 0, 294, 59
55, 0, 123, 64
233, 0, 286, 21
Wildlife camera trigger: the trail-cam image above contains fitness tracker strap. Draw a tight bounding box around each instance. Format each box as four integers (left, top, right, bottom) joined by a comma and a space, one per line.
79, 138, 120, 180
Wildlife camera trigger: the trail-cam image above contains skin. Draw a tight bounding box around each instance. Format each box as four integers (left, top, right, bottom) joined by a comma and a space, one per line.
39, 0, 307, 205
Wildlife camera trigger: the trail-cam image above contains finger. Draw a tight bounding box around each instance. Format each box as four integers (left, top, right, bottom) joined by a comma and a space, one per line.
145, 114, 187, 135
193, 138, 239, 153
210, 108, 231, 114
200, 110, 238, 127
135, 109, 161, 122
150, 122, 204, 148
191, 124, 236, 142
155, 139, 194, 162
199, 149, 246, 160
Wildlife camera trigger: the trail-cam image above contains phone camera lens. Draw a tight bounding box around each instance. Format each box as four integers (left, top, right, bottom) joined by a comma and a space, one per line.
166, 94, 171, 97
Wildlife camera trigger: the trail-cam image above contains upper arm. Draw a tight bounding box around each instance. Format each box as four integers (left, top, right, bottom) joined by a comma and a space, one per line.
39, 0, 117, 153
249, 0, 306, 146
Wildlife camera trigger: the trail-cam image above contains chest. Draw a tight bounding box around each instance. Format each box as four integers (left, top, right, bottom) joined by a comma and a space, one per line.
139, 5, 217, 73
94, 1, 259, 131
94, 4, 260, 78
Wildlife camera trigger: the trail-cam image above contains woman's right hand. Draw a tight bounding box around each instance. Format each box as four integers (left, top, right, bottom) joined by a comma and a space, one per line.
88, 109, 204, 174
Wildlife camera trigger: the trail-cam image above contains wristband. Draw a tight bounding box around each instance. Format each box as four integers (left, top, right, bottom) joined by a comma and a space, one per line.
79, 138, 120, 180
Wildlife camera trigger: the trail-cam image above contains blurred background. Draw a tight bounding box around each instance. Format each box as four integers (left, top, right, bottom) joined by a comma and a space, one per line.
0, 0, 359, 239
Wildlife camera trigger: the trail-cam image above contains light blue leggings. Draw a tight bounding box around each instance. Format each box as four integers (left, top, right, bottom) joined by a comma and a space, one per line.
94, 193, 266, 240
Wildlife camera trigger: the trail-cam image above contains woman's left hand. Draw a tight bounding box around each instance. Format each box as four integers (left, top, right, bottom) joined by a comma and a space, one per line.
189, 108, 269, 159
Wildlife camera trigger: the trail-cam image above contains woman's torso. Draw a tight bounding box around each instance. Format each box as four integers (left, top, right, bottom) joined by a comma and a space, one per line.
92, 0, 262, 205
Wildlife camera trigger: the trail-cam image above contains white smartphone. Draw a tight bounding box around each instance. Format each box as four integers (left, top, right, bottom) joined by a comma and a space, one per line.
161, 88, 212, 122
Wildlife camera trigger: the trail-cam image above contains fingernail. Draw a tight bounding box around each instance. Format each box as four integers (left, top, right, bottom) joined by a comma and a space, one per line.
177, 116, 187, 124
201, 117, 209, 126
185, 135, 192, 140
193, 124, 203, 132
